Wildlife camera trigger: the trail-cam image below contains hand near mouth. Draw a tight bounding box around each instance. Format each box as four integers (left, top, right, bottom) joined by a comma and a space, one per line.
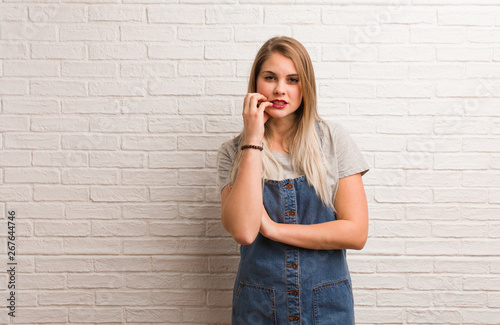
243, 93, 273, 145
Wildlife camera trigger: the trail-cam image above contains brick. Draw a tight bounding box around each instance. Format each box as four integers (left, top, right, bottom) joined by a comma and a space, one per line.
435, 118, 489, 134
149, 116, 203, 133
5, 168, 60, 183
89, 43, 146, 60
121, 25, 175, 41
96, 290, 150, 306
29, 5, 87, 22
207, 6, 262, 24
19, 274, 65, 289
207, 290, 233, 307
178, 238, 238, 255
68, 274, 123, 289
294, 26, 349, 43
179, 204, 220, 220
0, 116, 28, 131
89, 5, 145, 21
352, 274, 405, 290
1, 22, 57, 41
33, 151, 88, 167
62, 134, 120, 150
179, 26, 232, 41
123, 239, 179, 254
0, 43, 27, 59
150, 186, 204, 202
35, 221, 90, 236
375, 153, 432, 169
314, 62, 350, 80
0, 186, 31, 201
89, 80, 147, 97
31, 116, 88, 132
377, 118, 433, 134
90, 152, 145, 167
322, 44, 377, 62
62, 62, 118, 78
0, 5, 26, 21
435, 258, 489, 274
3, 99, 59, 115
32, 43, 87, 59
62, 168, 118, 185
122, 135, 176, 151
407, 205, 459, 220
179, 61, 233, 77
60, 24, 118, 41
206, 117, 242, 133
0, 149, 28, 166
39, 291, 94, 305
378, 45, 435, 62
125, 308, 182, 323
5, 133, 59, 149
407, 137, 461, 152
205, 43, 260, 60
319, 82, 376, 98
147, 6, 204, 24
438, 8, 495, 26
179, 97, 233, 115
7, 202, 64, 219
377, 83, 433, 98
94, 257, 151, 272
64, 238, 121, 254
409, 275, 462, 290
464, 171, 500, 187
351, 25, 409, 44
373, 221, 430, 238
0, 79, 27, 95
432, 223, 488, 238
4, 60, 58, 77
438, 47, 493, 61
31, 80, 86, 97
151, 290, 205, 306
36, 257, 93, 272
66, 204, 121, 219
8, 307, 67, 323
92, 220, 148, 236
434, 153, 489, 170
121, 98, 177, 114
121, 169, 177, 185
407, 310, 462, 324
206, 79, 247, 96
149, 78, 204, 95
126, 274, 182, 289
34, 185, 88, 202
149, 152, 205, 168
91, 186, 147, 202
62, 99, 120, 114
434, 292, 487, 307
405, 239, 460, 256
377, 291, 432, 307
153, 256, 208, 273
179, 170, 216, 186
149, 44, 204, 60
377, 257, 433, 273
462, 310, 500, 324
123, 204, 177, 219
121, 62, 175, 78
355, 308, 404, 324
406, 171, 461, 187
468, 28, 500, 43
150, 222, 205, 237
463, 240, 500, 256
410, 63, 464, 79
69, 308, 123, 323
90, 116, 147, 133
178, 135, 231, 151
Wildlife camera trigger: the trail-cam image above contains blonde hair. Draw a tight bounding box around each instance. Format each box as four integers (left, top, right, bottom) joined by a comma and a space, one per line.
230, 36, 331, 207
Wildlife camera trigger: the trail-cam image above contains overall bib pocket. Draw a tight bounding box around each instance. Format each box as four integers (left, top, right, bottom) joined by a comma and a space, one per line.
313, 279, 355, 325
232, 282, 277, 325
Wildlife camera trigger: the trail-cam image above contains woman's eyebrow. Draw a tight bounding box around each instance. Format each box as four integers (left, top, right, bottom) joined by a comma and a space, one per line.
262, 70, 299, 77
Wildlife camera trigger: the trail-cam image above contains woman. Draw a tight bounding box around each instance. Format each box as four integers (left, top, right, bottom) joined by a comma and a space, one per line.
217, 36, 369, 324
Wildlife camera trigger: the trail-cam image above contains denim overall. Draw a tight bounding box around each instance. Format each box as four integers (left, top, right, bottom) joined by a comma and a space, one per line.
231, 175, 355, 324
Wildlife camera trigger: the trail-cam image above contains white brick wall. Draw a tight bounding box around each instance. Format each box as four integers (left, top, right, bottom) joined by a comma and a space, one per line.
0, 1, 499, 324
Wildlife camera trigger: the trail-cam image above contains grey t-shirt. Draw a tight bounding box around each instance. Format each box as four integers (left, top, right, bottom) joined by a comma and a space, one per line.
217, 120, 369, 205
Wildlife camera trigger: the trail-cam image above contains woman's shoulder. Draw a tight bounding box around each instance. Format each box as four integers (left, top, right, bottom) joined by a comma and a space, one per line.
318, 119, 350, 143
217, 135, 241, 159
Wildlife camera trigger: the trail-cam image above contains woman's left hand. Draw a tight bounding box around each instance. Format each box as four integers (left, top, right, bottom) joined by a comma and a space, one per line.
259, 207, 276, 239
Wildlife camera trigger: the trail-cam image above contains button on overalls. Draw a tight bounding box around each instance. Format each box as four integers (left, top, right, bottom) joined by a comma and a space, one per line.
231, 176, 355, 325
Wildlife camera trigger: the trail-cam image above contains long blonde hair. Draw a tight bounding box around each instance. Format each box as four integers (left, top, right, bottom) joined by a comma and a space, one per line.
230, 36, 331, 206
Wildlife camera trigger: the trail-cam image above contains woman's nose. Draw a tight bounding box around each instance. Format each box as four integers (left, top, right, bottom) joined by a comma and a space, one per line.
274, 82, 285, 95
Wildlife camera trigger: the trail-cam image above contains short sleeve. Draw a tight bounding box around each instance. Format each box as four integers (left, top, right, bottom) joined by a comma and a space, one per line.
327, 121, 370, 179
216, 138, 238, 193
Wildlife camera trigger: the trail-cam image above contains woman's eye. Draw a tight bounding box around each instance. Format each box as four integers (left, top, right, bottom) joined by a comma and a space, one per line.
289, 78, 299, 83
264, 76, 275, 80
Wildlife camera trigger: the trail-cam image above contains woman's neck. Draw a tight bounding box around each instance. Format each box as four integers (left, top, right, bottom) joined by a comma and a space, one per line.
267, 116, 295, 154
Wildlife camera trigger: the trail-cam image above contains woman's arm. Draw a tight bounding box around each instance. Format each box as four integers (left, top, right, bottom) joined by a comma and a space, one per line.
220, 93, 272, 246
259, 173, 368, 250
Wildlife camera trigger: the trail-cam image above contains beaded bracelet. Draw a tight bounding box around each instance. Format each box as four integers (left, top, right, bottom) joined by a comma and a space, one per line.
241, 144, 263, 151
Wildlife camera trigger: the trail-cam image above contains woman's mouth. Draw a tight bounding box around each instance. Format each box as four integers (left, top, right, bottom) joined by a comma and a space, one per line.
271, 99, 288, 109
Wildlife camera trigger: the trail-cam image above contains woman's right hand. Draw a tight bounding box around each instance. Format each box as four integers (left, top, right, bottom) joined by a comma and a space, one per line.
242, 93, 272, 145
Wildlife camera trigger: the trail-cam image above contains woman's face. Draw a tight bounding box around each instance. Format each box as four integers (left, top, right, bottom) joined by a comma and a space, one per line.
256, 52, 303, 123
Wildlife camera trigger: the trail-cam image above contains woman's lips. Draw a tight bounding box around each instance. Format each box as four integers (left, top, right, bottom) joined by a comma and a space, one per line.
271, 99, 287, 109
